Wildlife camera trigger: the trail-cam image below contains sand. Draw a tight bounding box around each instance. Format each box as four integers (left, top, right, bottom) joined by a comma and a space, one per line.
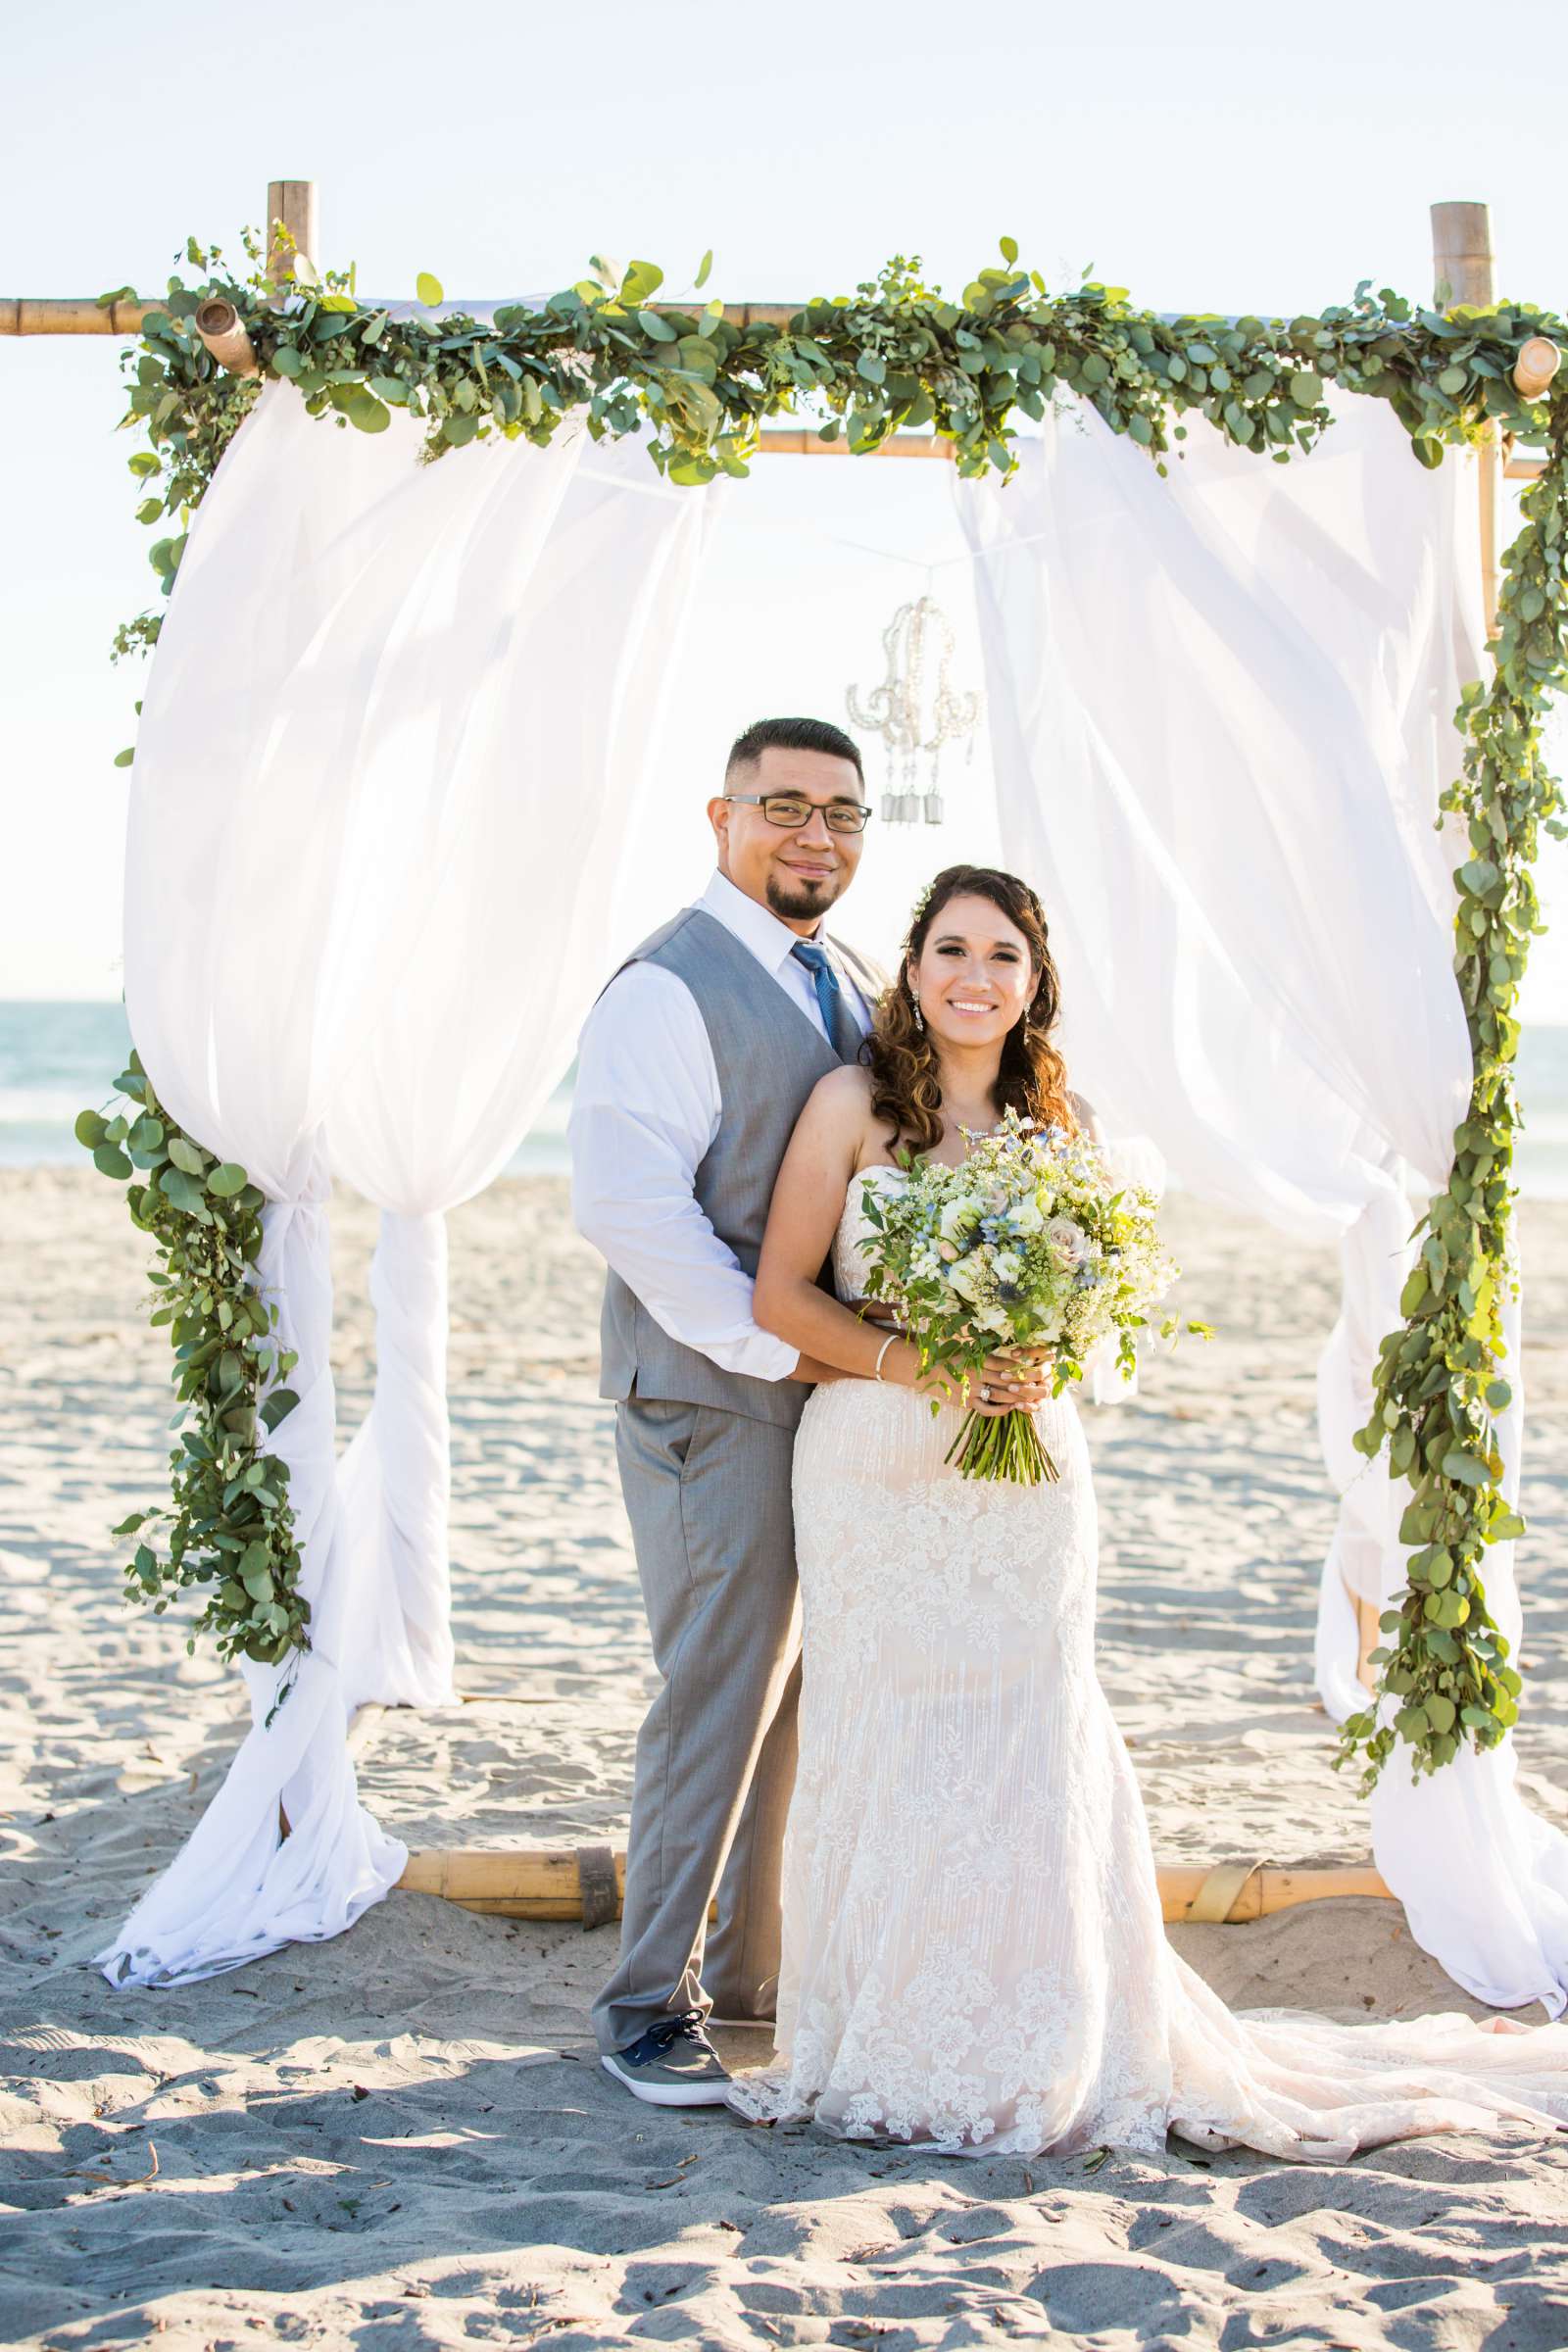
4, 1166, 1568, 2350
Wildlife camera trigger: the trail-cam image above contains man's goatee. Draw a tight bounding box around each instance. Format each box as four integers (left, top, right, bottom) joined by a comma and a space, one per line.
767, 876, 835, 921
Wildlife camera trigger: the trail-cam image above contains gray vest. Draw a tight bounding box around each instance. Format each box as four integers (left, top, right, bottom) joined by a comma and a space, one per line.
598, 905, 885, 1428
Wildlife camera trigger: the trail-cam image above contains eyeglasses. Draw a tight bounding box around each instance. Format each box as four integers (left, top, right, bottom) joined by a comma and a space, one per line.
723, 791, 872, 836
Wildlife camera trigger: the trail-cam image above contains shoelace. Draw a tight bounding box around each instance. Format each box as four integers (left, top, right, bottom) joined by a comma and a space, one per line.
646, 2009, 709, 2053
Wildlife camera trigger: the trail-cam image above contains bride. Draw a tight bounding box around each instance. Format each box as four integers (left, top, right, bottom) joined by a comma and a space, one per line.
728, 860, 1568, 2162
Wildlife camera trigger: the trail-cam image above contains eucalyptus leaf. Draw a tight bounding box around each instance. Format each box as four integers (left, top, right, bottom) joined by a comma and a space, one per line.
620, 259, 664, 304
157, 1165, 207, 1214
261, 1387, 300, 1433
1442, 1449, 1487, 1486
346, 390, 391, 434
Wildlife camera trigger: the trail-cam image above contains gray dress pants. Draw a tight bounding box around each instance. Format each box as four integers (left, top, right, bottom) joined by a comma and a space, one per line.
592, 1395, 802, 2056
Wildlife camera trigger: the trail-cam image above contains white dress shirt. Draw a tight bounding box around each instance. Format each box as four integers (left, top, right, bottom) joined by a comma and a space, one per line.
569, 869, 874, 1382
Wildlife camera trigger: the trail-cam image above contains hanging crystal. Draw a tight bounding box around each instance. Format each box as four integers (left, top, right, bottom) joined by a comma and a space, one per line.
846, 595, 983, 825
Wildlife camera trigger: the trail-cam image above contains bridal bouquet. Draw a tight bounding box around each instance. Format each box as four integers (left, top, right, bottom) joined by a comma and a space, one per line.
858, 1106, 1201, 1484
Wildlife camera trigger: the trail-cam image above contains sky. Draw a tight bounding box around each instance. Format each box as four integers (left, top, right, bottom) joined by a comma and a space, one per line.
6, 0, 1568, 1007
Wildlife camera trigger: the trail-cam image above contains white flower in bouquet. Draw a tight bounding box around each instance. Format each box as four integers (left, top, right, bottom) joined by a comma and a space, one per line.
857, 1104, 1210, 1484
1045, 1214, 1089, 1270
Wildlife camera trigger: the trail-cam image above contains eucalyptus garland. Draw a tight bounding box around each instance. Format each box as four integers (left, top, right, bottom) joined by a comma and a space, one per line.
77, 1051, 307, 1689
1337, 446, 1568, 1790
89, 234, 1568, 1786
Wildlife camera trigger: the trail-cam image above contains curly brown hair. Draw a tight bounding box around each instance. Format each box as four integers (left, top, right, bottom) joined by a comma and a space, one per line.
865, 864, 1077, 1155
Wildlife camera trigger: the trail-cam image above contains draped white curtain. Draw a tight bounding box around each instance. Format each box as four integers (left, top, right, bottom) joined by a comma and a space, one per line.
106, 384, 712, 1985
958, 391, 1568, 2013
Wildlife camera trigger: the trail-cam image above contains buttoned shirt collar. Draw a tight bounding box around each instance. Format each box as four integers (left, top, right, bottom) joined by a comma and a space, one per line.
699, 867, 823, 977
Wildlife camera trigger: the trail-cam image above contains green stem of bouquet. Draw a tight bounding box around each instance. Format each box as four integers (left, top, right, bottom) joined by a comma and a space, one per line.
946, 1406, 1060, 1485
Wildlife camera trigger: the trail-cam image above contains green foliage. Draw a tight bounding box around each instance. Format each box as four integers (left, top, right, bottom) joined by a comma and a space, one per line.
1335, 424, 1568, 1795
97, 231, 1568, 1787
77, 1050, 309, 1695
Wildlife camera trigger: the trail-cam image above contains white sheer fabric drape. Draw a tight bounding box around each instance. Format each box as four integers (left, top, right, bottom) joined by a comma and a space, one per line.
958, 390, 1568, 2012
108, 385, 711, 1984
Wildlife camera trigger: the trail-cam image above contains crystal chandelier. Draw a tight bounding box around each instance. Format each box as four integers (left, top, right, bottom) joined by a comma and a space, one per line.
846, 595, 983, 825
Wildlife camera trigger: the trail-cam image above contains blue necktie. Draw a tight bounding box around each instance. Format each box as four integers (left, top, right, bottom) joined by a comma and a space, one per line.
791, 939, 861, 1062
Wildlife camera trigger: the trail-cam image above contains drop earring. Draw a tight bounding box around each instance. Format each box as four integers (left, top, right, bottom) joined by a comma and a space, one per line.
912, 995, 925, 1035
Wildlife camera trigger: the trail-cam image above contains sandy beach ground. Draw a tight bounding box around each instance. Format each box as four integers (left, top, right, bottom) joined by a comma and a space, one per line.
4, 1166, 1568, 2351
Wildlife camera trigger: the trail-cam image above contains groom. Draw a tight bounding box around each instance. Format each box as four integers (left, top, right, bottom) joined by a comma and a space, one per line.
569, 715, 884, 2106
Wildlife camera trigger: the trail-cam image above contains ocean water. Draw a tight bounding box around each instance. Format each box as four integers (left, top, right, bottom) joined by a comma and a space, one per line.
6, 1000, 1568, 1197
0, 1002, 573, 1178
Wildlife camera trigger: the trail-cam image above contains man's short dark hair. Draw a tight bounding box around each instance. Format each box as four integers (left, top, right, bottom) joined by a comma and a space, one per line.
725, 715, 865, 787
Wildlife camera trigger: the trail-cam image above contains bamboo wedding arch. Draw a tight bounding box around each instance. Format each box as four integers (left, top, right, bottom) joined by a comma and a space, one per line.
7, 182, 1558, 630
9, 181, 1562, 1932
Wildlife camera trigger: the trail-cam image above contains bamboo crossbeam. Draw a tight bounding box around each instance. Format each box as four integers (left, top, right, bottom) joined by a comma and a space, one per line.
1158, 1863, 1392, 1922
757, 429, 954, 461
400, 1846, 636, 1924
1, 297, 154, 334
8, 286, 1555, 421
395, 1845, 1393, 1927
0, 301, 954, 458
0, 297, 811, 337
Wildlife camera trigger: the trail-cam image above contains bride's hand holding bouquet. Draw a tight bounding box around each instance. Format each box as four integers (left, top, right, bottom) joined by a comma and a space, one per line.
858, 1300, 1054, 1420
858, 1105, 1201, 1484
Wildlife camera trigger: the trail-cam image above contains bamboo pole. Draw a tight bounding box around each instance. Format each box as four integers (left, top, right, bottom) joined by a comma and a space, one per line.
1432, 200, 1500, 636
193, 296, 258, 377
267, 179, 318, 285
1353, 1593, 1383, 1695
395, 1845, 1393, 1927
1514, 335, 1561, 401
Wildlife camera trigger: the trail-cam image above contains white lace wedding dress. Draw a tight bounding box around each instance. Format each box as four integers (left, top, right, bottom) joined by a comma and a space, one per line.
726, 1166, 1568, 2162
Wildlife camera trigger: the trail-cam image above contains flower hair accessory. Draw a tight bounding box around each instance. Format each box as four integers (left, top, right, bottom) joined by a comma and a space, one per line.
907, 879, 936, 931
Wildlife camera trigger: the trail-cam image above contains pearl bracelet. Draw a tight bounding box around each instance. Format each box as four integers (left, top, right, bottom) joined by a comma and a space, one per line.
873, 1333, 897, 1382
